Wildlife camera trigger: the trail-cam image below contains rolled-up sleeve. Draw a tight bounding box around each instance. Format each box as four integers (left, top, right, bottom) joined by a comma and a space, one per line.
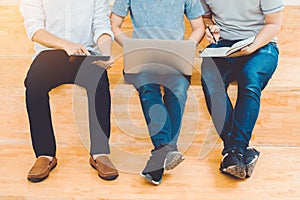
185, 0, 205, 19
111, 0, 130, 17
200, 0, 212, 17
261, 0, 284, 15
20, 0, 45, 40
92, 0, 114, 44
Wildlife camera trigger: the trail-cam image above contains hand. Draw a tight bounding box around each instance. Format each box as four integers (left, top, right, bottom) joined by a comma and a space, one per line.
228, 45, 256, 57
62, 42, 90, 56
205, 25, 220, 44
92, 56, 114, 69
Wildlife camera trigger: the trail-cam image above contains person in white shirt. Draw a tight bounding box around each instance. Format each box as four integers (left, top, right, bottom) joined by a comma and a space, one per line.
20, 0, 118, 182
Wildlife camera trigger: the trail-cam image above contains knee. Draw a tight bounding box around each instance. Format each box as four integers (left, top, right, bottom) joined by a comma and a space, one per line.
240, 69, 267, 89
24, 50, 68, 92
238, 72, 263, 99
238, 84, 262, 103
167, 87, 188, 103
138, 84, 160, 102
164, 75, 189, 100
24, 70, 51, 95
98, 70, 109, 88
92, 72, 110, 100
201, 64, 225, 96
201, 75, 226, 97
24, 72, 39, 90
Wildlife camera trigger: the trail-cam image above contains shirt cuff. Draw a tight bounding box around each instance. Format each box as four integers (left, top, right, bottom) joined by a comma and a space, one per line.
186, 10, 205, 20
263, 5, 284, 15
112, 8, 128, 18
93, 30, 114, 44
26, 26, 45, 41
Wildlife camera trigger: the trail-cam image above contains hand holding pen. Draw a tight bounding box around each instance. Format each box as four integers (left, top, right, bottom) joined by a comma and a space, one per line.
205, 24, 220, 44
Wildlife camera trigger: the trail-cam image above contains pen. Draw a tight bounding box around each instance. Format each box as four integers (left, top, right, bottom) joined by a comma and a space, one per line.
206, 24, 217, 44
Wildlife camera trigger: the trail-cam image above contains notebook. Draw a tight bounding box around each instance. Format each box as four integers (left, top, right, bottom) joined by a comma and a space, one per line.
123, 39, 196, 75
200, 36, 255, 57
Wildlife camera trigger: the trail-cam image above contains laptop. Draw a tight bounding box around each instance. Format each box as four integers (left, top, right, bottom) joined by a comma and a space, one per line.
123, 39, 196, 75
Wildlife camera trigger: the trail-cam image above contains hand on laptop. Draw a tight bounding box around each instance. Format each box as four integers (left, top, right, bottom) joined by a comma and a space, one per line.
92, 56, 114, 69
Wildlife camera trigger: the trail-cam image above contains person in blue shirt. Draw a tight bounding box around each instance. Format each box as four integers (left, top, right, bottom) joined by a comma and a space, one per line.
111, 0, 205, 185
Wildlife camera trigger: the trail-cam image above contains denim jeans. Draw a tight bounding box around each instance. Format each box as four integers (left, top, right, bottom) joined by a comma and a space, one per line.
201, 41, 279, 152
25, 50, 111, 157
125, 72, 190, 150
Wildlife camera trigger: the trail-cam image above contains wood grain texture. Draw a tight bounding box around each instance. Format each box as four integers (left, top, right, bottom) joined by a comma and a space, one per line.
0, 4, 299, 200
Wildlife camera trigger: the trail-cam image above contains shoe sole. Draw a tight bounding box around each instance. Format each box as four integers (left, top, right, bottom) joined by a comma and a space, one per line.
165, 151, 185, 171
27, 163, 57, 183
246, 155, 259, 178
140, 172, 161, 186
220, 164, 247, 179
90, 164, 118, 181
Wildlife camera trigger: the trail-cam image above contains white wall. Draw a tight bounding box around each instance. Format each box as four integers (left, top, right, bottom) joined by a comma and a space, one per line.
283, 0, 300, 5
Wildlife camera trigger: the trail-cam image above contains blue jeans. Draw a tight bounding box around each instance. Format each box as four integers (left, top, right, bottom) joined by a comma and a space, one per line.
201, 41, 279, 153
125, 72, 190, 150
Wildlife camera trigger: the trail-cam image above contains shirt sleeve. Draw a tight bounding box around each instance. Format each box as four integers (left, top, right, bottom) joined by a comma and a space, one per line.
184, 0, 205, 19
200, 0, 212, 17
20, 0, 46, 40
92, 0, 114, 44
261, 0, 284, 15
111, 0, 130, 17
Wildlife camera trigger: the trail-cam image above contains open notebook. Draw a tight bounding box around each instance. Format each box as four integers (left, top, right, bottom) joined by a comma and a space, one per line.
200, 36, 255, 57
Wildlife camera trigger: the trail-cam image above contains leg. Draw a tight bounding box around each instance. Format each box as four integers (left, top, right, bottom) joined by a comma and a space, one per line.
136, 81, 172, 185
26, 50, 78, 183
74, 64, 111, 155
161, 75, 190, 170
25, 50, 77, 157
228, 43, 279, 150
201, 57, 234, 144
137, 83, 171, 149
74, 62, 118, 181
163, 75, 190, 150
220, 43, 279, 179
201, 51, 247, 179
127, 72, 175, 184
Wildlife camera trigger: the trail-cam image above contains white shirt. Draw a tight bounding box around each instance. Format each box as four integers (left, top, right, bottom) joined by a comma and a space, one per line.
20, 0, 113, 57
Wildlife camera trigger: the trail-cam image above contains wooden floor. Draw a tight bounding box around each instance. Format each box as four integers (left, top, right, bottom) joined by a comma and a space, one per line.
1, 2, 300, 199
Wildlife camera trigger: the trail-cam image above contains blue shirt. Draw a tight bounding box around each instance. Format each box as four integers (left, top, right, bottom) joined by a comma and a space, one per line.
112, 0, 204, 40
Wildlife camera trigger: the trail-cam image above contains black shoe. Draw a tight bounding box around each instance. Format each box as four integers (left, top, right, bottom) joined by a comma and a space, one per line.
140, 148, 168, 185
220, 148, 246, 179
244, 147, 260, 178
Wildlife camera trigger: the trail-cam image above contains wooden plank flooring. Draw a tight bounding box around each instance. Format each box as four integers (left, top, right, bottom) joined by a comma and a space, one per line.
0, 3, 300, 200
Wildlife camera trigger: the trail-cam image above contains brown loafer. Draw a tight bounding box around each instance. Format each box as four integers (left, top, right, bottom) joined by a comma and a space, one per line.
89, 155, 119, 180
27, 157, 57, 182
